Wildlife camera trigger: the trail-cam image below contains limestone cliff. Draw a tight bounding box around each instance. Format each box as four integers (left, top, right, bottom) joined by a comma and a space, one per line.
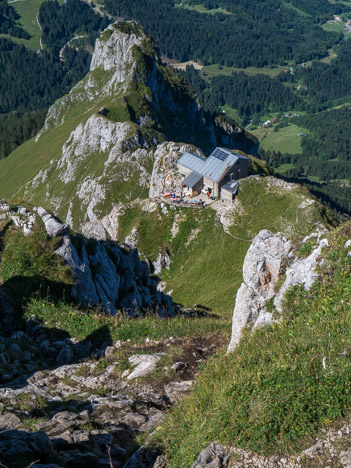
0, 20, 257, 238
0, 200, 173, 316
227, 226, 328, 352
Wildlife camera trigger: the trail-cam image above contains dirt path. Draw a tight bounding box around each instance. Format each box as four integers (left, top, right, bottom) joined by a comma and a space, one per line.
36, 12, 43, 50
59, 35, 86, 61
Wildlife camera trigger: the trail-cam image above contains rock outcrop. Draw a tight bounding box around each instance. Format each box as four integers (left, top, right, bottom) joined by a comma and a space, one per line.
149, 142, 203, 198
193, 422, 351, 468
153, 250, 171, 276
227, 228, 328, 353
0, 201, 173, 317
90, 23, 145, 93
124, 354, 163, 380
274, 237, 328, 312
227, 230, 292, 352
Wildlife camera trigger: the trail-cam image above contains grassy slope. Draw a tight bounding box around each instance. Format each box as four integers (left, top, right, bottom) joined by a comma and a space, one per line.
275, 162, 295, 174
116, 177, 327, 317
175, 2, 233, 15
11, 0, 44, 49
201, 64, 286, 80
281, 1, 311, 17
0, 0, 63, 50
156, 223, 351, 466
0, 68, 127, 209
219, 103, 242, 125
0, 115, 84, 202
251, 124, 309, 154
25, 298, 231, 344
320, 47, 338, 64
322, 21, 346, 33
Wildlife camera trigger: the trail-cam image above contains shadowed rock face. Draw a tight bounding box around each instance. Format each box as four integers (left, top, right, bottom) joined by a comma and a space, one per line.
227, 228, 328, 353
0, 200, 173, 317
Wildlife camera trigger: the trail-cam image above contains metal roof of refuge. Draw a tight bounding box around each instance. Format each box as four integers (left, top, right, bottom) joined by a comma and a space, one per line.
182, 171, 203, 188
177, 152, 206, 173
179, 148, 249, 183
202, 148, 248, 183
221, 180, 239, 194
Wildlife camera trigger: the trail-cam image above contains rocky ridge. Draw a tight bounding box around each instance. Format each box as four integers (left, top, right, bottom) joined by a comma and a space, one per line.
0, 200, 172, 317
192, 422, 351, 468
0, 20, 257, 237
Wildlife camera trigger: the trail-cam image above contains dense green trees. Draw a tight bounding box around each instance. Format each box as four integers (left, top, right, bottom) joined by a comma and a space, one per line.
0, 110, 47, 160
104, 0, 338, 67
0, 36, 75, 159
0, 0, 109, 159
278, 40, 351, 110
285, 0, 343, 19
39, 0, 109, 52
259, 106, 351, 214
0, 38, 82, 113
298, 107, 351, 163
0, 0, 30, 38
182, 66, 305, 118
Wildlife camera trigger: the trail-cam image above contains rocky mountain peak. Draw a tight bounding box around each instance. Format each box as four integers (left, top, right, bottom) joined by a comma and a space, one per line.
1, 19, 257, 237
90, 22, 146, 73
89, 21, 158, 96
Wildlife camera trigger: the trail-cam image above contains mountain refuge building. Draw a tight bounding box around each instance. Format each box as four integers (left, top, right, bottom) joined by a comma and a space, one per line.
177, 147, 249, 200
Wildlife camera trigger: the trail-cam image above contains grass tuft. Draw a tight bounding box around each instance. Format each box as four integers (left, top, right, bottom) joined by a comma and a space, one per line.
24, 299, 231, 344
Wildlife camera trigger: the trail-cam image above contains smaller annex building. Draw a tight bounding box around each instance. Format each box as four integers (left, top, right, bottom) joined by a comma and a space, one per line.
177, 147, 249, 200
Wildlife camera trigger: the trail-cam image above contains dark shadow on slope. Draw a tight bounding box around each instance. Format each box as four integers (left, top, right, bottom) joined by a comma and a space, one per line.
274, 173, 351, 218
0, 422, 157, 468
0, 324, 113, 390
0, 275, 113, 390
0, 220, 11, 253
0, 275, 73, 332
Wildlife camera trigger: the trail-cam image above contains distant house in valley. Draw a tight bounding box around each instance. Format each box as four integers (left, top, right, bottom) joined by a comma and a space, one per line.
262, 120, 272, 127
177, 147, 249, 201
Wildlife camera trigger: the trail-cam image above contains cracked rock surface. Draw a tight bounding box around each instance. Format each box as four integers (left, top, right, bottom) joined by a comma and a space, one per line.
228, 228, 328, 353
0, 314, 225, 467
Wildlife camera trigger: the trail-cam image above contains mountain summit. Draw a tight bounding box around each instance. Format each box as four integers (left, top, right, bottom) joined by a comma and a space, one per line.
0, 21, 256, 237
